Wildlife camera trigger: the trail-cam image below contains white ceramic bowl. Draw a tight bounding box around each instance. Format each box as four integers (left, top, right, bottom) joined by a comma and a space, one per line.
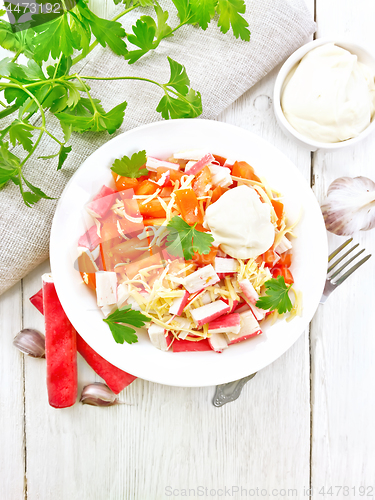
274, 38, 375, 151
50, 119, 327, 387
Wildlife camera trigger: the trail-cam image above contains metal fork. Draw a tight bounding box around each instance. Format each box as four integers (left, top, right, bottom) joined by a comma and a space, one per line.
213, 238, 371, 406
320, 238, 371, 304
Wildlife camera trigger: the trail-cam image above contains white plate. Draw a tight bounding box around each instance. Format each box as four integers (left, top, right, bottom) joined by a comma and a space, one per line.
50, 119, 327, 387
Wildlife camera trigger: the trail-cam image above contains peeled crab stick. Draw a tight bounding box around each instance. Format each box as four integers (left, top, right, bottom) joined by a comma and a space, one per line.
169, 291, 189, 316
30, 288, 44, 314
190, 300, 230, 327
146, 157, 180, 172
86, 185, 118, 219
274, 235, 292, 254
148, 324, 172, 351
78, 225, 101, 251
238, 279, 259, 305
208, 313, 241, 334
173, 149, 210, 161
220, 298, 239, 313
174, 189, 203, 225
209, 165, 233, 188
42, 274, 77, 408
226, 311, 262, 345
183, 264, 220, 293
248, 302, 267, 321
214, 257, 238, 274
30, 289, 137, 393
208, 333, 228, 353
185, 153, 215, 176
96, 271, 117, 307
76, 335, 136, 394
172, 338, 211, 352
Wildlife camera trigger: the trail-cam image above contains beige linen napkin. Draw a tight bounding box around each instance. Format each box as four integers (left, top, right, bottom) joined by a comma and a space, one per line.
0, 0, 315, 296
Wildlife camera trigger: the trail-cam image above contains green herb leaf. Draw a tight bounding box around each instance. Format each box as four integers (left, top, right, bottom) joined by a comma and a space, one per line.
78, 2, 128, 56
111, 150, 148, 178
217, 0, 250, 41
32, 15, 81, 61
126, 5, 172, 63
56, 99, 127, 134
256, 276, 293, 315
22, 177, 54, 200
58, 144, 72, 170
171, 0, 193, 23
103, 305, 149, 344
9, 120, 33, 152
190, 0, 217, 30
166, 216, 214, 260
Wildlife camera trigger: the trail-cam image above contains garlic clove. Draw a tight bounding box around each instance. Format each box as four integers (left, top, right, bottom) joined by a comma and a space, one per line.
321, 176, 375, 236
13, 328, 45, 358
80, 382, 120, 407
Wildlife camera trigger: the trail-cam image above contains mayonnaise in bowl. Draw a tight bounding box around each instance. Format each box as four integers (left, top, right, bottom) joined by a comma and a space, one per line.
281, 43, 375, 144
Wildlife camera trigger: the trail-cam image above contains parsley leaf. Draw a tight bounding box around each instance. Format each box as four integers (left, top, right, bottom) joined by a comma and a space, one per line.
32, 14, 81, 61
58, 145, 72, 170
190, 0, 217, 30
78, 2, 128, 57
171, 0, 193, 23
157, 58, 202, 119
9, 120, 33, 152
256, 276, 293, 315
217, 0, 250, 41
166, 216, 214, 260
126, 5, 172, 64
111, 150, 148, 178
103, 305, 149, 344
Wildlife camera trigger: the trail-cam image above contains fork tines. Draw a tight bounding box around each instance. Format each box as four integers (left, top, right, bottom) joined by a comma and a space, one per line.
327, 238, 372, 286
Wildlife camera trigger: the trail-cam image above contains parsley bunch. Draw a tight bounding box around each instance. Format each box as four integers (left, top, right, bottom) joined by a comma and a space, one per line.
0, 0, 250, 206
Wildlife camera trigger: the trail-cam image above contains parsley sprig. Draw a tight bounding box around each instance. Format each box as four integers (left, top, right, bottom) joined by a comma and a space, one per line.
111, 150, 148, 178
166, 215, 214, 260
256, 276, 293, 315
0, 0, 250, 205
103, 305, 149, 344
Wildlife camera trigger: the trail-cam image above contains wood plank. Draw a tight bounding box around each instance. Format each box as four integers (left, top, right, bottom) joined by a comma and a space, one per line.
312, 0, 375, 494
0, 282, 25, 500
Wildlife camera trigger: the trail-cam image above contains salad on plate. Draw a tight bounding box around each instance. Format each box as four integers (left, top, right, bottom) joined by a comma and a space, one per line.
76, 149, 302, 353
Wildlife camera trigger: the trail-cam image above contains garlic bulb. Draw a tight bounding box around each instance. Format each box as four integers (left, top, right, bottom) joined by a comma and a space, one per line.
13, 329, 45, 358
321, 176, 375, 236
80, 383, 120, 407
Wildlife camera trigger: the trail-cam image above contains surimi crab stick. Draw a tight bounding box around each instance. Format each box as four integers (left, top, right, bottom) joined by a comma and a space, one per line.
42, 274, 77, 408
30, 287, 137, 394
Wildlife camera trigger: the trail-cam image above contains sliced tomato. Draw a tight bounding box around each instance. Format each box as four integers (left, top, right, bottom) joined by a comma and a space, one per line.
143, 218, 166, 227
213, 154, 227, 166
232, 161, 261, 182
271, 199, 284, 221
211, 186, 224, 203
138, 198, 168, 218
191, 246, 217, 266
112, 172, 138, 191
134, 180, 159, 196
80, 272, 96, 291
279, 252, 292, 268
175, 189, 203, 225
160, 186, 173, 197
272, 266, 294, 284
193, 166, 212, 197
123, 252, 164, 280
262, 249, 278, 267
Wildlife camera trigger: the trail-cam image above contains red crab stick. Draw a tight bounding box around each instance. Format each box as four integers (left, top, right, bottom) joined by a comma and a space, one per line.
30, 288, 137, 394
76, 336, 136, 394
42, 274, 77, 408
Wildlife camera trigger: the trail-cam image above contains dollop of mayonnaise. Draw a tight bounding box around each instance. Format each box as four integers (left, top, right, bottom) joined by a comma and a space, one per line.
281, 43, 375, 143
204, 185, 274, 259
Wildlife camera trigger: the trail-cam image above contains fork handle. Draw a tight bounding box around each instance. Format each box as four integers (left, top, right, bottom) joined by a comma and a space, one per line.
213, 373, 257, 407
